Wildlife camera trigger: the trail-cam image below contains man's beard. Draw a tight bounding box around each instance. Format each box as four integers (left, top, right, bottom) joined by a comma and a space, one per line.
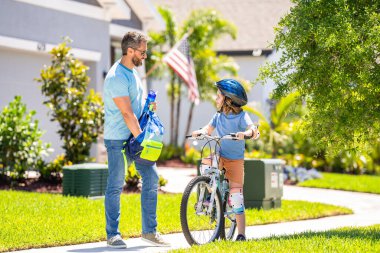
132, 56, 143, 67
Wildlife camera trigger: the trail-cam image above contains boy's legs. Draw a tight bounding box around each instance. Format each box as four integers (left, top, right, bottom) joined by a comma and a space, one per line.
229, 181, 245, 237
220, 157, 246, 239
104, 139, 127, 240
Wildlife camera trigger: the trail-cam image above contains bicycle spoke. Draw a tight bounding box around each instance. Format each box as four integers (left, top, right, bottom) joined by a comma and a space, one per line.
181, 177, 222, 245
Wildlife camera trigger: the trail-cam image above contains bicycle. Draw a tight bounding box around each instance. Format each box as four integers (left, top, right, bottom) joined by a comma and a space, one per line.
180, 133, 251, 245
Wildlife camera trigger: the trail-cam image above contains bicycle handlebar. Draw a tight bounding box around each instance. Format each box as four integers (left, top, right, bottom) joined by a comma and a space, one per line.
185, 133, 251, 140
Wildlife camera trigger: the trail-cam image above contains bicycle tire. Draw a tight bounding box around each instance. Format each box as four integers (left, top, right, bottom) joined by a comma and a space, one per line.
180, 176, 223, 245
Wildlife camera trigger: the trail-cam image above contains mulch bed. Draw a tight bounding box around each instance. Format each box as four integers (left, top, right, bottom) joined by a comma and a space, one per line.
0, 178, 162, 194
0, 159, 194, 194
0, 177, 63, 194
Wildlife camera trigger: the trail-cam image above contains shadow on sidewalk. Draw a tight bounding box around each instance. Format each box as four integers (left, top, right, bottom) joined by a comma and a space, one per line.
67, 245, 156, 252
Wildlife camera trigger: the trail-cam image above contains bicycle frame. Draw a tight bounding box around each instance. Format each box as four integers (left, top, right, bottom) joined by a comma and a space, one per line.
181, 132, 257, 245
189, 134, 237, 219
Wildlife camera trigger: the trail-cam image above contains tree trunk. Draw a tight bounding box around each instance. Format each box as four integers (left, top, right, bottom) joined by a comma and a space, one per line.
183, 102, 195, 147
174, 77, 181, 147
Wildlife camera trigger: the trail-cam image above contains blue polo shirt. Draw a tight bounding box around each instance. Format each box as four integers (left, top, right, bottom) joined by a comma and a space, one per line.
209, 111, 253, 160
103, 60, 143, 140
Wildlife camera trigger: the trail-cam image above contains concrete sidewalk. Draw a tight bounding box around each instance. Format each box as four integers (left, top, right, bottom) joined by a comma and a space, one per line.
12, 167, 380, 253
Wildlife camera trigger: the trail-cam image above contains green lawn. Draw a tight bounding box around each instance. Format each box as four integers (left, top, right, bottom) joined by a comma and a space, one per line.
171, 225, 380, 253
298, 172, 380, 194
0, 190, 352, 252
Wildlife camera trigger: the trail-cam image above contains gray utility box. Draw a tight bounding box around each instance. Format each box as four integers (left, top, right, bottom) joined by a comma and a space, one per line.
244, 159, 284, 210
63, 163, 108, 197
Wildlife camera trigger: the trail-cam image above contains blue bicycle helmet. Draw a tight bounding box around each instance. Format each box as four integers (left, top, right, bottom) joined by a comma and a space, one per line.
215, 79, 247, 106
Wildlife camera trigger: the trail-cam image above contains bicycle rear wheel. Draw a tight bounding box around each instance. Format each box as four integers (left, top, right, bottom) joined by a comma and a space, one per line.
180, 176, 223, 245
220, 193, 237, 240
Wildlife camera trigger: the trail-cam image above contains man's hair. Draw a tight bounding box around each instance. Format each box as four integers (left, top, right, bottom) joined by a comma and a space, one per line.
221, 97, 243, 114
121, 31, 148, 55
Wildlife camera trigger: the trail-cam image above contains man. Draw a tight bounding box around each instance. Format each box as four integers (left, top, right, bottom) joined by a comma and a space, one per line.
103, 31, 170, 248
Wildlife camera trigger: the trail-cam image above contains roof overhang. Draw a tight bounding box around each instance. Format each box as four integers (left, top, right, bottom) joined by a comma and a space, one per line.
15, 0, 109, 21
110, 24, 142, 40
98, 0, 131, 19
125, 0, 165, 31
0, 35, 101, 62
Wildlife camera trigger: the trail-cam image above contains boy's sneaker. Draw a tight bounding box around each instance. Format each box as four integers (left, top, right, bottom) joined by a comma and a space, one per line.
142, 232, 171, 247
107, 235, 127, 248
236, 234, 246, 241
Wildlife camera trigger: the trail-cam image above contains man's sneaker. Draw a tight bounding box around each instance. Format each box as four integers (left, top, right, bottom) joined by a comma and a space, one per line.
236, 234, 246, 241
107, 235, 127, 248
142, 232, 171, 247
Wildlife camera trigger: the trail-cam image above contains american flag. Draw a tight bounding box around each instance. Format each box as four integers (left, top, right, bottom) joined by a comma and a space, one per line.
163, 34, 199, 104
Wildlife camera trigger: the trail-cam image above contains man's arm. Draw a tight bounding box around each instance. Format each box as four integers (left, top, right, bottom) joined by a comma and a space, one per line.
113, 96, 142, 138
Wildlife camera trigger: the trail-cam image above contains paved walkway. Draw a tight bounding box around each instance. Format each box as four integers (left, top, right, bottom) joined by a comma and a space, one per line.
13, 167, 380, 253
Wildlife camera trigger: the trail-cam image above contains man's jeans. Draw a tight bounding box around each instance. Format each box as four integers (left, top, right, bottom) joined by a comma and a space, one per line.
104, 139, 159, 239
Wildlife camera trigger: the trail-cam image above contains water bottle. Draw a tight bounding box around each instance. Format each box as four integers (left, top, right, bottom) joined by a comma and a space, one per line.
143, 90, 156, 113
139, 90, 156, 129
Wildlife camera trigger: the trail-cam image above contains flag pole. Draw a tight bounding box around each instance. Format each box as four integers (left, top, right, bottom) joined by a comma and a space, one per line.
142, 28, 195, 80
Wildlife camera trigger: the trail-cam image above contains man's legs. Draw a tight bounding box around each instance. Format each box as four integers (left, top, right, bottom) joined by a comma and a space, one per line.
135, 162, 170, 246
134, 162, 159, 234
104, 139, 126, 239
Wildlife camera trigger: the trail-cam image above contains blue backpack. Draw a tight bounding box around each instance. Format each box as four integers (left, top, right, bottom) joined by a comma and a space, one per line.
123, 110, 164, 166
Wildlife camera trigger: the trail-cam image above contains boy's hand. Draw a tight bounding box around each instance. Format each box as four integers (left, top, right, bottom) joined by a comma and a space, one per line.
236, 132, 246, 140
252, 129, 260, 139
192, 129, 206, 137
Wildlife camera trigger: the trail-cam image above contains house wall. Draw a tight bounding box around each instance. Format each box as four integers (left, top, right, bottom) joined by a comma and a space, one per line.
0, 0, 110, 160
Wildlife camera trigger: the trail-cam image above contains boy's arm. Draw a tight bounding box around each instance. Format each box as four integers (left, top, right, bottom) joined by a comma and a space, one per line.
247, 124, 260, 139
192, 124, 214, 137
237, 124, 259, 140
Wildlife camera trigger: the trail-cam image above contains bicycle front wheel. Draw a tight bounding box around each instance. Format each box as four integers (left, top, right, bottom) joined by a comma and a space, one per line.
180, 176, 223, 245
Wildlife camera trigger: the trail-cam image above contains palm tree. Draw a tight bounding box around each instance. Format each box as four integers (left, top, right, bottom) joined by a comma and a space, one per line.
243, 91, 301, 157
146, 7, 177, 145
146, 7, 238, 147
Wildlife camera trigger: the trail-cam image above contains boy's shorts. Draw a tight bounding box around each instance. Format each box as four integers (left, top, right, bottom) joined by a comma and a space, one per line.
218, 157, 244, 185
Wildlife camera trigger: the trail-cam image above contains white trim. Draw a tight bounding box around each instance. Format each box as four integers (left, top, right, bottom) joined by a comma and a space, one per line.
110, 24, 143, 40
14, 0, 110, 21
0, 35, 101, 62
125, 0, 165, 31
98, 0, 131, 19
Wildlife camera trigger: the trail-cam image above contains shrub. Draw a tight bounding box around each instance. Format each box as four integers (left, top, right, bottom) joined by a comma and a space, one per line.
180, 147, 202, 165
0, 96, 51, 180
36, 38, 104, 164
158, 145, 183, 162
124, 163, 167, 191
39, 154, 72, 181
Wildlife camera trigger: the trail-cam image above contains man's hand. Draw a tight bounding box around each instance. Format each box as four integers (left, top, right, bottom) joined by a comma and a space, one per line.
149, 102, 157, 111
